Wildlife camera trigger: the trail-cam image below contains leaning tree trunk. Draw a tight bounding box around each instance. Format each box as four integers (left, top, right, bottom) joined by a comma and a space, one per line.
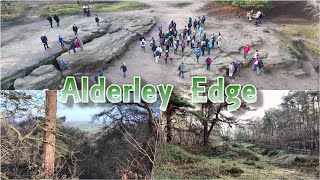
42, 90, 57, 178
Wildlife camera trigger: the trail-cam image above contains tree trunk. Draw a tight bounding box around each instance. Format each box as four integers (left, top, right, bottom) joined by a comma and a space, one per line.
203, 121, 209, 146
42, 90, 57, 178
166, 107, 173, 143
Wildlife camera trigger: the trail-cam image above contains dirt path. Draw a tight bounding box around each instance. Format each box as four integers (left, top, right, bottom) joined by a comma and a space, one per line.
101, 1, 319, 90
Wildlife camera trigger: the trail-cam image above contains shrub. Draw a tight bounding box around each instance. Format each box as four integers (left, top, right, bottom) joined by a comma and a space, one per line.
201, 145, 230, 157
255, 165, 264, 169
268, 150, 279, 157
247, 156, 260, 161
243, 161, 255, 166
225, 167, 244, 177
260, 149, 269, 156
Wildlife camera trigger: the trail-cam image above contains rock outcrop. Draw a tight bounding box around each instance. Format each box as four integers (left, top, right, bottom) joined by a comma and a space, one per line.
14, 65, 62, 90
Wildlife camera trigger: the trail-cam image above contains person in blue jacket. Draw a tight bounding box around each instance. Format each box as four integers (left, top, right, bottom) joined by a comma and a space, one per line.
95, 14, 99, 26
195, 48, 201, 63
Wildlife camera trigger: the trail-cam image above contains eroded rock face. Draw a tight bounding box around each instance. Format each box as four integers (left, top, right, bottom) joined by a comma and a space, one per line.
1, 14, 155, 90
14, 65, 62, 90
57, 16, 155, 77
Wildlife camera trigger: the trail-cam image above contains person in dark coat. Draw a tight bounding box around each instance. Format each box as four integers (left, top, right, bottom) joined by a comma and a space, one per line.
120, 63, 127, 78
95, 14, 99, 26
47, 15, 53, 28
53, 15, 60, 26
41, 34, 49, 50
72, 24, 78, 35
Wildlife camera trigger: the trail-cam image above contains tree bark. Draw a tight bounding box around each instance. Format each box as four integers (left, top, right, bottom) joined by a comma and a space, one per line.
42, 90, 57, 178
166, 105, 173, 143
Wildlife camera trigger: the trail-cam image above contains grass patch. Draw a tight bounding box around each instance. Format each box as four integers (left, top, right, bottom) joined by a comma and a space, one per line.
301, 40, 320, 58
215, 0, 273, 9
280, 23, 320, 40
159, 143, 200, 163
273, 30, 305, 59
225, 166, 244, 177
1, 1, 26, 21
37, 2, 149, 18
268, 150, 279, 157
243, 161, 256, 166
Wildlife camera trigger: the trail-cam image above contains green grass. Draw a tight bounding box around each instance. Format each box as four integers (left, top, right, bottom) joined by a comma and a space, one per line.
1, 1, 26, 21
215, 0, 273, 9
37, 2, 149, 18
154, 142, 319, 179
273, 31, 305, 59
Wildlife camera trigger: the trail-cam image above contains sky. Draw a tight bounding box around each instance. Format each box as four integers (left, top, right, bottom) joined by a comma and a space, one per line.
56, 90, 289, 122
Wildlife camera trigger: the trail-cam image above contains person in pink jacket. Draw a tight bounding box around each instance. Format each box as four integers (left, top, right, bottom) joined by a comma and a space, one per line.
243, 45, 251, 59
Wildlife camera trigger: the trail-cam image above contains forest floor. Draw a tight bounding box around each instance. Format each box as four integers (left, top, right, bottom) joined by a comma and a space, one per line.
155, 142, 319, 179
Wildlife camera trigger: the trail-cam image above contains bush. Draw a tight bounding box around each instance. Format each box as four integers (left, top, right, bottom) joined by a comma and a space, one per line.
268, 150, 279, 157
243, 161, 255, 166
201, 145, 230, 157
225, 167, 244, 177
165, 144, 196, 163
255, 165, 264, 169
260, 149, 269, 156
247, 156, 260, 161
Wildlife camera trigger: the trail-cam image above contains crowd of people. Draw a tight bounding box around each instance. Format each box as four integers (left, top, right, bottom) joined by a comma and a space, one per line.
138, 15, 264, 79
40, 5, 264, 83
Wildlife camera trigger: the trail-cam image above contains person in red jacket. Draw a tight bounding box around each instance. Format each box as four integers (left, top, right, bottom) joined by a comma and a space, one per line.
243, 45, 251, 59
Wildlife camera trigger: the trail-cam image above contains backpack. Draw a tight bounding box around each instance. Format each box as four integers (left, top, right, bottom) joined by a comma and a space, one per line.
142, 41, 145, 46
207, 58, 212, 64
182, 43, 185, 48
196, 51, 201, 57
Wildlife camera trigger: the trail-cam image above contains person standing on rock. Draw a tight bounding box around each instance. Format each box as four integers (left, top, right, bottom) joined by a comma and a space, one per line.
195, 48, 201, 63
76, 37, 83, 50
154, 49, 160, 64
68, 39, 76, 54
217, 33, 222, 49
207, 40, 212, 55
193, 19, 197, 30
95, 14, 100, 26
150, 37, 155, 48
243, 45, 251, 59
120, 63, 127, 78
47, 15, 53, 28
164, 49, 169, 63
199, 27, 204, 38
53, 15, 60, 27
201, 40, 206, 56
72, 24, 78, 35
205, 56, 212, 70
181, 40, 186, 53
178, 62, 185, 78
187, 35, 191, 46
183, 26, 187, 39
58, 35, 64, 49
156, 45, 162, 58
59, 59, 67, 70
41, 34, 49, 50
141, 39, 146, 52
201, 15, 206, 26
229, 62, 235, 77
211, 33, 216, 48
